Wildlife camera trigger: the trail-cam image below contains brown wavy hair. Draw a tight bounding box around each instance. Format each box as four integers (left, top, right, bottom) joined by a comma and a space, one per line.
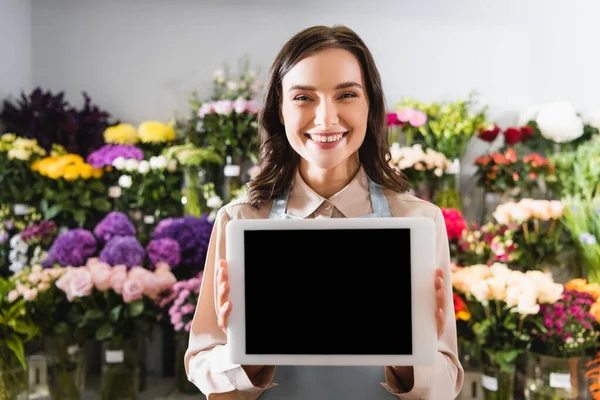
247, 24, 409, 208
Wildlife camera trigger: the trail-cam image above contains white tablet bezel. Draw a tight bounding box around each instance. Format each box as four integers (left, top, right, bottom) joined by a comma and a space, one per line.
226, 217, 437, 366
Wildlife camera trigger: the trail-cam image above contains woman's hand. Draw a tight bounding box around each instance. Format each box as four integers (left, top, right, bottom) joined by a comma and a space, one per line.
216, 259, 232, 334
435, 268, 446, 339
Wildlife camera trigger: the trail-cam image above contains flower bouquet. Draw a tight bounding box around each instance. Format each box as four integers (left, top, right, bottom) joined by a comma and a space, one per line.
477, 124, 535, 149
450, 222, 518, 268
522, 281, 600, 400
157, 274, 203, 393
0, 206, 43, 277
474, 147, 554, 197
388, 143, 451, 199
31, 153, 109, 229
492, 199, 566, 271
54, 259, 176, 400
111, 154, 182, 225
452, 263, 563, 399
0, 276, 39, 400
0, 133, 46, 206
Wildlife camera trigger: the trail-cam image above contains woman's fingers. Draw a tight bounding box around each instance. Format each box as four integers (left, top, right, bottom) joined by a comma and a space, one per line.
218, 301, 231, 331
217, 260, 229, 309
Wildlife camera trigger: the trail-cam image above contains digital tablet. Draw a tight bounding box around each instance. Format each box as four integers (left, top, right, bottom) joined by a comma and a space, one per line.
225, 217, 437, 366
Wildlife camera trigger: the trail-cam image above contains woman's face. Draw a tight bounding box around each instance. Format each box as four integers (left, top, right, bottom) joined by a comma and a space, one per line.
280, 48, 369, 171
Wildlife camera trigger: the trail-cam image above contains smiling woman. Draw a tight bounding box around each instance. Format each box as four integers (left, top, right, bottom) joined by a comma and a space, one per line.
184, 24, 463, 400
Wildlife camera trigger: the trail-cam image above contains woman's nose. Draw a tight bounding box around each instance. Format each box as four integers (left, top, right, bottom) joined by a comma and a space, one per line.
314, 99, 339, 127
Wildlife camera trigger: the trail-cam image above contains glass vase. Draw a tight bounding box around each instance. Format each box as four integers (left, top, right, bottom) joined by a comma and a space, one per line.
182, 166, 210, 217
435, 159, 462, 210
176, 334, 199, 394
221, 154, 243, 204
0, 350, 28, 400
45, 334, 85, 400
100, 339, 139, 400
523, 352, 592, 399
481, 360, 515, 400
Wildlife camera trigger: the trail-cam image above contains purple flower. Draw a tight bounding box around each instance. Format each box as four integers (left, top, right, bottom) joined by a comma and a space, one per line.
146, 238, 181, 269
20, 221, 57, 245
94, 212, 136, 244
43, 229, 97, 267
152, 218, 175, 237
99, 236, 145, 268
152, 215, 213, 271
86, 144, 144, 168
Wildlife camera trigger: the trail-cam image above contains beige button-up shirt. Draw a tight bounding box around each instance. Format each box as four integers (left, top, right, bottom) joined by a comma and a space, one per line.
185, 166, 463, 399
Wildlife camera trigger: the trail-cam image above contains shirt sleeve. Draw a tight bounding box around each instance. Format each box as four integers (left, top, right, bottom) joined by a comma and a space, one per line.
381, 207, 464, 399
184, 208, 277, 399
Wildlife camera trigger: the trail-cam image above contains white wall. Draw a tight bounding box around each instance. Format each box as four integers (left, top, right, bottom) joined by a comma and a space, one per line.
0, 0, 32, 103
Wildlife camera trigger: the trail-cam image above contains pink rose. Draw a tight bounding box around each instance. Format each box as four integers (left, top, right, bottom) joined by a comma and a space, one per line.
174, 322, 184, 331
139, 272, 160, 300
184, 321, 192, 332
409, 110, 427, 127
396, 108, 415, 123
91, 267, 112, 291
197, 103, 214, 118
155, 262, 170, 273
69, 268, 93, 299
233, 98, 248, 114
110, 269, 128, 294
155, 270, 176, 292
122, 278, 144, 303
55, 267, 74, 300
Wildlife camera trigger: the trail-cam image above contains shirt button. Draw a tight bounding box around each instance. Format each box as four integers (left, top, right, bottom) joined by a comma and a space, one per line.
324, 203, 332, 211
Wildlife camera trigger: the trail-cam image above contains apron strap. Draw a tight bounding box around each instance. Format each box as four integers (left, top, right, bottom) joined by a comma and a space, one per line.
268, 189, 290, 220
367, 178, 392, 218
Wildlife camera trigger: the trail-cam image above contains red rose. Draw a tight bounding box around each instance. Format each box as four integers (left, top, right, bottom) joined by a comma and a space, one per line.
478, 125, 501, 142
520, 126, 534, 142
504, 128, 522, 144
453, 292, 465, 314
441, 208, 467, 240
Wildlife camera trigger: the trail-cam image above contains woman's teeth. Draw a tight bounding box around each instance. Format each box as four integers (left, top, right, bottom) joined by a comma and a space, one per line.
307, 133, 344, 143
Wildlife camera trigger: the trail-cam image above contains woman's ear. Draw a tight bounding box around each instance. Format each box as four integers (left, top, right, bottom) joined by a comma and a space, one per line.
278, 108, 284, 125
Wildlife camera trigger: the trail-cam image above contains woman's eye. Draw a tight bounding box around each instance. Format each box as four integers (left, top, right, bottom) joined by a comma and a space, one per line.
293, 95, 310, 102
339, 92, 357, 99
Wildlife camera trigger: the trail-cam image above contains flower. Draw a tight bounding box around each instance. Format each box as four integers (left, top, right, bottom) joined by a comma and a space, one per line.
93, 211, 136, 244
580, 233, 597, 245
146, 238, 181, 269
441, 208, 467, 241
20, 220, 57, 246
535, 101, 584, 143
31, 154, 103, 180
86, 144, 144, 168
453, 293, 471, 321
151, 215, 213, 270
477, 125, 501, 142
118, 174, 132, 188
43, 229, 97, 268
99, 236, 145, 268
104, 123, 138, 144
137, 121, 175, 143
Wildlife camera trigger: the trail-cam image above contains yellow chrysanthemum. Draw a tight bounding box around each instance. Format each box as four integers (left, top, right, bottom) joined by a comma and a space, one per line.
78, 164, 93, 179
1, 133, 16, 143
104, 123, 138, 144
138, 121, 175, 143
62, 164, 80, 181
51, 144, 67, 157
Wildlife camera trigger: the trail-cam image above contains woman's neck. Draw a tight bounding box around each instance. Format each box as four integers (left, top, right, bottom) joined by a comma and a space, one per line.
298, 155, 360, 199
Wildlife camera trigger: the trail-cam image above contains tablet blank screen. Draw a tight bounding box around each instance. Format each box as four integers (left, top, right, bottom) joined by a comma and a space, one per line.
243, 228, 412, 355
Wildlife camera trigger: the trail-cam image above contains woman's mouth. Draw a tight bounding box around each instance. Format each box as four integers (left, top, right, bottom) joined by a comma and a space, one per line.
304, 132, 349, 148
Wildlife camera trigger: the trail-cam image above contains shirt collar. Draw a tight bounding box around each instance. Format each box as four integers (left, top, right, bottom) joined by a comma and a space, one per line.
286, 166, 372, 218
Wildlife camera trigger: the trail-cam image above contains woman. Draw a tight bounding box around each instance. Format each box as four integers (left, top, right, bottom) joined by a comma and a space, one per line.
185, 25, 463, 399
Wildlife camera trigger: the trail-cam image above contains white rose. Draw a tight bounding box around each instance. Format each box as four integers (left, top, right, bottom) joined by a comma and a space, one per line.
504, 286, 522, 307
535, 101, 584, 143
486, 277, 507, 301
207, 196, 223, 209
118, 175, 132, 188
537, 282, 564, 304
125, 158, 139, 172
112, 156, 126, 170
515, 290, 540, 315
137, 160, 150, 174
470, 281, 490, 303
150, 155, 167, 170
